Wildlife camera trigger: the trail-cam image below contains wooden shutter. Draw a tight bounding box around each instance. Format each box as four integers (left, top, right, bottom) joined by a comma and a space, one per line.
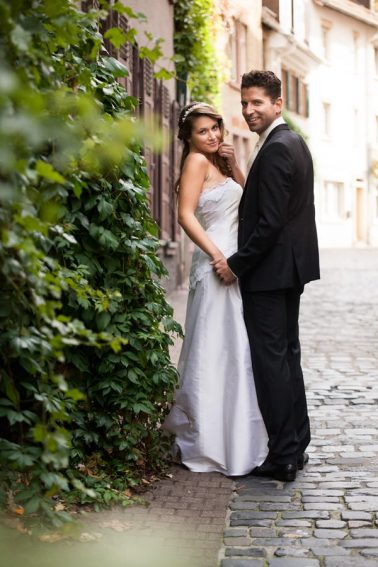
129, 45, 140, 101
140, 58, 156, 215
170, 101, 181, 242
81, 0, 100, 11
156, 83, 171, 241
101, 8, 119, 58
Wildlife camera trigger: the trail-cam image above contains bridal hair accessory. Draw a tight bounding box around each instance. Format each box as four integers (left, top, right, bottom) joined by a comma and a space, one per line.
181, 103, 205, 124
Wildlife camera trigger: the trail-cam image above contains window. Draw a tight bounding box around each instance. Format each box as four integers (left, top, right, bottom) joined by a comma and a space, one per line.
322, 102, 331, 138
263, 0, 280, 20
282, 68, 289, 108
294, 76, 301, 114
290, 75, 297, 113
321, 21, 331, 60
238, 22, 247, 78
281, 67, 308, 117
302, 82, 309, 117
232, 134, 250, 173
229, 20, 247, 84
230, 27, 237, 82
353, 31, 359, 72
353, 109, 359, 144
349, 0, 370, 7
323, 181, 345, 220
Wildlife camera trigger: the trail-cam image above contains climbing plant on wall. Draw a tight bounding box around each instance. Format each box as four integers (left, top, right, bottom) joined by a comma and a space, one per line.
174, 0, 221, 105
0, 0, 180, 524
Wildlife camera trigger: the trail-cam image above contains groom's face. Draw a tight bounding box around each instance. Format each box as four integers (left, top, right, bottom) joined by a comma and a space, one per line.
241, 86, 282, 135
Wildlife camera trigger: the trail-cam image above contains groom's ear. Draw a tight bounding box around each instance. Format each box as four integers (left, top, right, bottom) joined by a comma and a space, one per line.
274, 97, 283, 115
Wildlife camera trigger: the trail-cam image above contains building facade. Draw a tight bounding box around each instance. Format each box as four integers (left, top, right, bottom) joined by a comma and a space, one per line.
260, 0, 378, 247
307, 0, 378, 247
84, 0, 378, 294
125, 0, 185, 289
215, 0, 264, 170
82, 0, 185, 291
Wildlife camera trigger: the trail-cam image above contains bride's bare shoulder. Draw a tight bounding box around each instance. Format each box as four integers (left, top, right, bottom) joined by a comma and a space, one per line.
183, 152, 209, 172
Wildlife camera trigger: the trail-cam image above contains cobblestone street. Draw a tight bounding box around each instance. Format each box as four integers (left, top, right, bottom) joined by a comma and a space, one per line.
219, 248, 378, 566
5, 249, 377, 567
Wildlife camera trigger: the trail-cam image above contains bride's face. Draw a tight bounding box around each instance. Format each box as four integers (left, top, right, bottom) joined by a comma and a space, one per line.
189, 116, 222, 155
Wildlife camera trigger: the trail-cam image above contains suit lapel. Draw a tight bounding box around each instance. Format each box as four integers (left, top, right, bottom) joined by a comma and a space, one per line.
263, 123, 289, 145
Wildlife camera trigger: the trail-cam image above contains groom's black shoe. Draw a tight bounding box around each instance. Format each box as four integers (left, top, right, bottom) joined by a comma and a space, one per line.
297, 452, 309, 470
251, 460, 297, 482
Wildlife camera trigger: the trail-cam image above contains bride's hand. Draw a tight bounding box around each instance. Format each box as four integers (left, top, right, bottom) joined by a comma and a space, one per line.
211, 255, 237, 286
217, 143, 245, 187
210, 251, 226, 265
218, 142, 236, 167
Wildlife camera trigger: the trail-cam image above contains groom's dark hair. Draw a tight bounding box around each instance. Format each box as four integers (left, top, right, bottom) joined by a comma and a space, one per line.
241, 70, 281, 102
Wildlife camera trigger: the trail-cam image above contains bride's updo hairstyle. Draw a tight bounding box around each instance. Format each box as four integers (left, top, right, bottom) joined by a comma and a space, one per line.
175, 101, 232, 194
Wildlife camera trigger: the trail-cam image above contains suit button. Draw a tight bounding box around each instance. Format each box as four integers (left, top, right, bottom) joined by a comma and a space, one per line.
240, 217, 244, 221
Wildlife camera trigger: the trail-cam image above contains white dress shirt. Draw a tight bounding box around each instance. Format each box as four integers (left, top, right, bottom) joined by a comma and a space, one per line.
247, 116, 286, 172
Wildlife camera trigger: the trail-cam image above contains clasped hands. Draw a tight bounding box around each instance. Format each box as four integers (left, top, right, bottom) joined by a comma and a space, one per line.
211, 254, 237, 286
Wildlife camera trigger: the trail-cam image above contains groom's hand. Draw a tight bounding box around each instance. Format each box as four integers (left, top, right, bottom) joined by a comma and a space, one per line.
211, 257, 237, 285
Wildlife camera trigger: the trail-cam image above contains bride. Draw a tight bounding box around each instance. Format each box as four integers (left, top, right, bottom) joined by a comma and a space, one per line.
164, 102, 268, 476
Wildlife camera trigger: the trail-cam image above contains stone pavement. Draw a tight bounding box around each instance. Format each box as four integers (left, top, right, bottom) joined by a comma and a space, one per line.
219, 248, 378, 567
12, 248, 375, 567
86, 247, 377, 567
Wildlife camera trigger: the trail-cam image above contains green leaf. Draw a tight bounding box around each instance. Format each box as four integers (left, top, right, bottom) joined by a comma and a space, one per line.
24, 496, 41, 514
33, 423, 47, 443
127, 369, 139, 384
132, 402, 153, 415
97, 198, 113, 219
96, 311, 111, 331
112, 3, 147, 22
36, 161, 66, 183
154, 68, 175, 81
3, 374, 20, 408
102, 56, 129, 77
66, 389, 86, 402
10, 25, 32, 51
104, 27, 127, 49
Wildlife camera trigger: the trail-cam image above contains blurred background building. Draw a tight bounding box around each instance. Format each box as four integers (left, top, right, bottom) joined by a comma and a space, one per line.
95, 0, 378, 289
224, 0, 378, 248
215, 0, 263, 172
306, 0, 378, 247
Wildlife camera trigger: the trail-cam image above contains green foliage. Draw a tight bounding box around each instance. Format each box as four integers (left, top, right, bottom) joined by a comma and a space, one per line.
282, 109, 308, 141
174, 0, 220, 104
0, 0, 180, 523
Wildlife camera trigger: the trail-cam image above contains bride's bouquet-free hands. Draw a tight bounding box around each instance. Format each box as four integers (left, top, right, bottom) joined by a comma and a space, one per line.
217, 142, 237, 168
217, 142, 245, 187
211, 252, 237, 286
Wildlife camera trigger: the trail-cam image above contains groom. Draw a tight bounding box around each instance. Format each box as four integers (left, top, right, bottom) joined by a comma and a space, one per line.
213, 70, 320, 482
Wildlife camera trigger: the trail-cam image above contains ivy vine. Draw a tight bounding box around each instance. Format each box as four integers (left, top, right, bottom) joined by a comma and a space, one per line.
0, 0, 180, 525
174, 0, 221, 105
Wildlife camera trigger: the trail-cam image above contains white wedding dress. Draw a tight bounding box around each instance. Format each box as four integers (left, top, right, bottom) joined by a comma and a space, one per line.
164, 177, 268, 476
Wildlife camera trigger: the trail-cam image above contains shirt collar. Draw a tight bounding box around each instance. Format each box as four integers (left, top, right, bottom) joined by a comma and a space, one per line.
258, 116, 286, 145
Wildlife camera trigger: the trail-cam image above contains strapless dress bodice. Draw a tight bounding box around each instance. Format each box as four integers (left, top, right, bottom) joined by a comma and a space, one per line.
189, 177, 242, 289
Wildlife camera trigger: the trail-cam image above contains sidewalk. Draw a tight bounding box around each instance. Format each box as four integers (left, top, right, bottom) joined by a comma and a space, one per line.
5, 249, 377, 567
71, 285, 235, 567
119, 248, 378, 567
219, 248, 378, 566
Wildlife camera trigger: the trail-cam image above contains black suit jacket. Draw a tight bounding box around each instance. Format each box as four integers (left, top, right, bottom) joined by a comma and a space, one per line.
228, 124, 320, 292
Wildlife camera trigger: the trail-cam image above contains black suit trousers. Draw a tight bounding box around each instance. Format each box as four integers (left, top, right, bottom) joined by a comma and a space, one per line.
241, 286, 311, 464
